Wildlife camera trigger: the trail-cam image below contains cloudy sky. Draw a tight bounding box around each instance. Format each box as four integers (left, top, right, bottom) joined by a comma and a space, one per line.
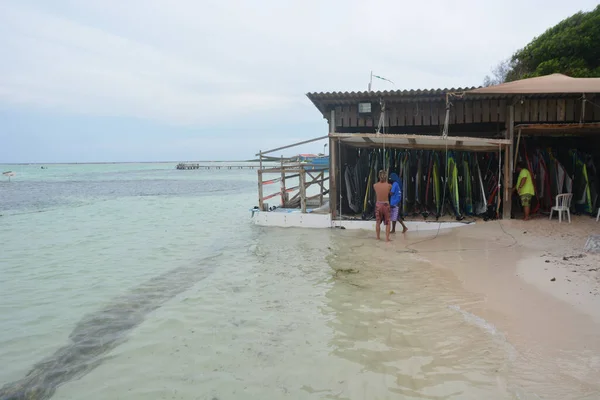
0, 0, 597, 163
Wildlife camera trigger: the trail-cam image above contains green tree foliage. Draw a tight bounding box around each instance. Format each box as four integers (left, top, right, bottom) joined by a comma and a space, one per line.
505, 5, 600, 82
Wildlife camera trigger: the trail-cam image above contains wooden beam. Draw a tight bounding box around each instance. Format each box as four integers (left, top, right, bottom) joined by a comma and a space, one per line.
300, 168, 307, 213
305, 177, 329, 187
258, 170, 264, 210
514, 128, 522, 172
329, 110, 337, 217
330, 133, 511, 146
256, 135, 329, 156
280, 156, 286, 206
503, 105, 514, 220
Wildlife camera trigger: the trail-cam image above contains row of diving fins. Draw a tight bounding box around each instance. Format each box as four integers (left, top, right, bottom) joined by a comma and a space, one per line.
521, 145, 598, 215
343, 149, 503, 221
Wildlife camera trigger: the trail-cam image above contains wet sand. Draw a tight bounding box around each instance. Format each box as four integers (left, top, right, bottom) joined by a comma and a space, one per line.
353, 215, 600, 398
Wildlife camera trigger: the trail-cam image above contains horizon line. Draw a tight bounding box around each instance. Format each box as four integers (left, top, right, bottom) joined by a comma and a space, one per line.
0, 160, 271, 165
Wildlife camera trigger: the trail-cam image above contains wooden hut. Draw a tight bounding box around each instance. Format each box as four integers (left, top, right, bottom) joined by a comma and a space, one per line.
306, 73, 600, 220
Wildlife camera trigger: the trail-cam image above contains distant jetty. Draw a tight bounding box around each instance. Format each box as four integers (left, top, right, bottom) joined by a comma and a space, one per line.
176, 163, 259, 170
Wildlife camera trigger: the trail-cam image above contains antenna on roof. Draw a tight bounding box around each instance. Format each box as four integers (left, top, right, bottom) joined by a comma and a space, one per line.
369, 71, 394, 92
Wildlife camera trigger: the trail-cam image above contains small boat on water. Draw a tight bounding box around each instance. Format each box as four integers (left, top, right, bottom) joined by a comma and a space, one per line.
289, 154, 329, 170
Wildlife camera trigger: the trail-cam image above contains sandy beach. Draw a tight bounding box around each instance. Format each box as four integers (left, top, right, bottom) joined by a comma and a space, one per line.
387, 215, 600, 396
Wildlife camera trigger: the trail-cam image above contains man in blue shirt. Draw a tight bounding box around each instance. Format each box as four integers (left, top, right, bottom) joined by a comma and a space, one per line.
389, 173, 408, 233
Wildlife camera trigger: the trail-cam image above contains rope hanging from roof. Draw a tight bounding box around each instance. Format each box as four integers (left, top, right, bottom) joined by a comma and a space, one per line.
441, 91, 466, 139
376, 98, 387, 172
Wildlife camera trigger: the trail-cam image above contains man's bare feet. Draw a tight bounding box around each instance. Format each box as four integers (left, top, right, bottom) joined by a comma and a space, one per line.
402, 227, 408, 233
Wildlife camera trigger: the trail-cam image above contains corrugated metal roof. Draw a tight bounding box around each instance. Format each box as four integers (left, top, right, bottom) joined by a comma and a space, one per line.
306, 87, 478, 115
307, 87, 477, 100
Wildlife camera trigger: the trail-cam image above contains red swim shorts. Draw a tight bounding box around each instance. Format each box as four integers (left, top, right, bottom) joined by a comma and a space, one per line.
375, 202, 390, 225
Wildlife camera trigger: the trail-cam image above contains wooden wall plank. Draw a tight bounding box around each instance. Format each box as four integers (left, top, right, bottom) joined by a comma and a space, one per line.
335, 106, 342, 127
414, 102, 422, 126
530, 100, 539, 122
422, 101, 431, 126
403, 103, 411, 126
388, 103, 397, 126
396, 103, 405, 126
482, 100, 490, 122
524, 100, 530, 122
565, 98, 575, 121
464, 100, 473, 123
490, 99, 499, 122
514, 102, 523, 123
585, 97, 595, 122
557, 99, 566, 121
594, 98, 600, 120
473, 100, 482, 123
538, 99, 547, 122
349, 105, 358, 127
454, 101, 464, 124
574, 98, 583, 122
498, 99, 506, 122
431, 101, 440, 126
547, 99, 557, 122
404, 103, 413, 126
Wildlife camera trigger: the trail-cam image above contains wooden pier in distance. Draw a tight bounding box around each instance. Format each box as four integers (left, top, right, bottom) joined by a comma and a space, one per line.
176, 163, 260, 170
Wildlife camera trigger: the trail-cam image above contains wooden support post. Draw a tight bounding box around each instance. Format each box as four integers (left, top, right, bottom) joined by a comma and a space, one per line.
300, 167, 307, 213
280, 155, 286, 206
258, 170, 264, 210
329, 109, 337, 218
318, 171, 324, 206
503, 105, 514, 220
513, 128, 522, 172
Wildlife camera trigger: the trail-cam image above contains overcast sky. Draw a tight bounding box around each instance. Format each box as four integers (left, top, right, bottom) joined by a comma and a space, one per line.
1, 0, 597, 163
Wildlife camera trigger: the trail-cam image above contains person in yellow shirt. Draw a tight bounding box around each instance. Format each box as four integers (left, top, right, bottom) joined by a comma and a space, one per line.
514, 162, 535, 220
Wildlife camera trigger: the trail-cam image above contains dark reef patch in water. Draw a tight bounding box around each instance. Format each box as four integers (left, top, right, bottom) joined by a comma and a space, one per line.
0, 255, 218, 400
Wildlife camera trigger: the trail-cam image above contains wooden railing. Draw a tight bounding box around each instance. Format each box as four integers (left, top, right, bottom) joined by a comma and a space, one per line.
256, 136, 329, 212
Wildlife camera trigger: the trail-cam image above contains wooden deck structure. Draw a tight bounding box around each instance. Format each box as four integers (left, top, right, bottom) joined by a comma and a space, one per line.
256, 137, 329, 212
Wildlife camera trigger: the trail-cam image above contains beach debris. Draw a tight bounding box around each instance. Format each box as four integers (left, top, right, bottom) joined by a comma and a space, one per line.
389, 290, 395, 295
588, 268, 598, 272
545, 260, 550, 263
583, 235, 600, 254
334, 268, 359, 276
550, 277, 556, 282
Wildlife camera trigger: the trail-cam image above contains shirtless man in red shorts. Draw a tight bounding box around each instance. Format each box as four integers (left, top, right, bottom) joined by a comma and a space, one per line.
373, 170, 392, 241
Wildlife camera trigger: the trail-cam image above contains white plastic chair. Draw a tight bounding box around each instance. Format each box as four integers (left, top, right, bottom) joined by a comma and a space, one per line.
549, 193, 573, 223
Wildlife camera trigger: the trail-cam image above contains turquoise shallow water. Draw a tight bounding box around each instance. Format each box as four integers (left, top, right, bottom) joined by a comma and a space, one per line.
1, 164, 597, 399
